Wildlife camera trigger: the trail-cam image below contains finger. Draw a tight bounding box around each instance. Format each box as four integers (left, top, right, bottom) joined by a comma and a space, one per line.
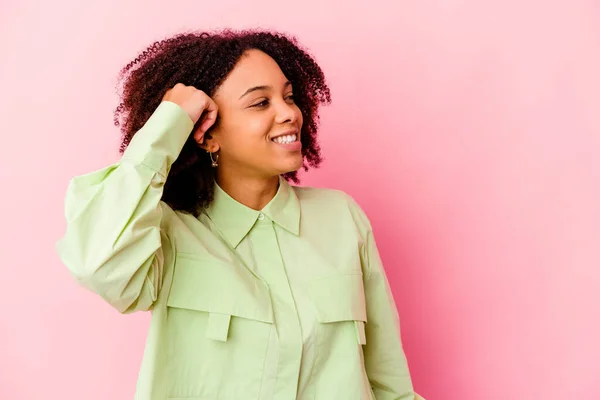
199, 111, 217, 133
193, 127, 204, 144
199, 101, 218, 132
192, 113, 215, 144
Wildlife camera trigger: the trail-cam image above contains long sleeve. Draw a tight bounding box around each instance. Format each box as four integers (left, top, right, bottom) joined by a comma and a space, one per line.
363, 229, 427, 400
346, 195, 425, 400
55, 101, 194, 313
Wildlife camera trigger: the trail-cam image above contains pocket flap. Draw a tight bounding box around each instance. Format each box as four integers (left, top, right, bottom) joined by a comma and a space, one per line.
355, 320, 367, 345
306, 273, 367, 323
206, 313, 231, 342
166, 254, 274, 324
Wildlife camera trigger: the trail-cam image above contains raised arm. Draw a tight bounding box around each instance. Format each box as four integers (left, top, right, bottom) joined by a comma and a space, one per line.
56, 84, 218, 313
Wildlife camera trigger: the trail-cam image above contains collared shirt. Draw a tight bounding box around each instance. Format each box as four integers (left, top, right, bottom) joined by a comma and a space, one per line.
56, 101, 424, 400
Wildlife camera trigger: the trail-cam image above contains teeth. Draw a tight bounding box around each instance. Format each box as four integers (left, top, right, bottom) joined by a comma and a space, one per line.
273, 134, 297, 144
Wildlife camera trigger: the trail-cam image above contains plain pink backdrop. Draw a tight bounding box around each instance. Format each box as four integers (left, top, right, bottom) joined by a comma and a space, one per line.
1, 1, 599, 399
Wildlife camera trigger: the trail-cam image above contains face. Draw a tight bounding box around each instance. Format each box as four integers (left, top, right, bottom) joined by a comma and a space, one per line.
203, 49, 304, 180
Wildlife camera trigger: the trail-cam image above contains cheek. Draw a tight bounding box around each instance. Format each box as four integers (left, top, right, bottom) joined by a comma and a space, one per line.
223, 115, 270, 139
245, 117, 272, 138
220, 117, 272, 152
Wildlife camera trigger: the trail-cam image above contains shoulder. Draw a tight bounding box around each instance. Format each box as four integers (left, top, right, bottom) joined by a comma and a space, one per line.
291, 184, 372, 233
291, 184, 353, 208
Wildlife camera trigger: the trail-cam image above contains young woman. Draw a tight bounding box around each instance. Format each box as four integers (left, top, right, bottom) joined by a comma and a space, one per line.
56, 29, 424, 400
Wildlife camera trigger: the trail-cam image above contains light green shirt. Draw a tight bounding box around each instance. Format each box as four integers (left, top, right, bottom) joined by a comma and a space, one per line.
56, 101, 424, 400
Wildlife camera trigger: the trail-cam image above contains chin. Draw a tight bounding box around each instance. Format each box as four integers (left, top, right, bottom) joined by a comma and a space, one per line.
276, 160, 303, 176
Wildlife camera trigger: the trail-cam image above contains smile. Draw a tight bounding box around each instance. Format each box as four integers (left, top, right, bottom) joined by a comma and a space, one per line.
272, 134, 298, 144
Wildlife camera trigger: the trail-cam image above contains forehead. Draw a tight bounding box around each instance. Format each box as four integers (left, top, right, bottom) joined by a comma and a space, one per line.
216, 49, 289, 96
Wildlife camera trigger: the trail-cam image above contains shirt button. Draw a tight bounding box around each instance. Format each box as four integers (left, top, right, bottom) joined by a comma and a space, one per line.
258, 213, 265, 221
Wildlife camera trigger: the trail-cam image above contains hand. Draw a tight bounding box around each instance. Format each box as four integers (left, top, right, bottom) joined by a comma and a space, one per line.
161, 83, 218, 144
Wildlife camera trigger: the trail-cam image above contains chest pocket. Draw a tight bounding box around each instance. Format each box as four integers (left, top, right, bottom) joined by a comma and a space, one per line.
305, 273, 373, 399
306, 273, 368, 345
165, 253, 274, 400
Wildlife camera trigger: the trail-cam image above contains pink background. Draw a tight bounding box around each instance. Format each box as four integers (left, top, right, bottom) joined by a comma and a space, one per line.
1, 1, 599, 399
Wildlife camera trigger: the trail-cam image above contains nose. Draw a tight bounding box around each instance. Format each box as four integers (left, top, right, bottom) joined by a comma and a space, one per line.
274, 98, 298, 125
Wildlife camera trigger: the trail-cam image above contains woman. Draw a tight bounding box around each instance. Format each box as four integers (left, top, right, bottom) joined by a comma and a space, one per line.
56, 29, 424, 400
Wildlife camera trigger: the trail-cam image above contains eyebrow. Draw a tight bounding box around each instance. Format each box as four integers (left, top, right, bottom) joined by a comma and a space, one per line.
238, 81, 292, 100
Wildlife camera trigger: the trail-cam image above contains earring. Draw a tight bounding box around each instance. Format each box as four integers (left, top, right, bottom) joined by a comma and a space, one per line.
208, 151, 219, 168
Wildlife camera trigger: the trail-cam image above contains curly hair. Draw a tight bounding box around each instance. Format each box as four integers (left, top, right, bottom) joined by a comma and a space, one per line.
113, 29, 331, 217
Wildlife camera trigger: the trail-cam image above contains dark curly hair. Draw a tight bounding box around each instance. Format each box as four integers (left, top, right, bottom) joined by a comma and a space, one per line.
113, 29, 331, 217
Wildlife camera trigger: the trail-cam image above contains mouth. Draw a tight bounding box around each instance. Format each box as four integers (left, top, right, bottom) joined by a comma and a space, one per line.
271, 130, 299, 144
270, 129, 302, 152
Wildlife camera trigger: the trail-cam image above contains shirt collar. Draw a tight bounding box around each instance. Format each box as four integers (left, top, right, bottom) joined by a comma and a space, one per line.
204, 176, 300, 248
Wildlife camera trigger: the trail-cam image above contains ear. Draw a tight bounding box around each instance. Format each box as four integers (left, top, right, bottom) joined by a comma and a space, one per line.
197, 128, 221, 153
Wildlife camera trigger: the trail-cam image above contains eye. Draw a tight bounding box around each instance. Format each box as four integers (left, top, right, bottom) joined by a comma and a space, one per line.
286, 94, 295, 102
251, 99, 269, 108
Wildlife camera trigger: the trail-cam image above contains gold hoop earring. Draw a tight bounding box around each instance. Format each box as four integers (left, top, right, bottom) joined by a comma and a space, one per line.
208, 151, 219, 168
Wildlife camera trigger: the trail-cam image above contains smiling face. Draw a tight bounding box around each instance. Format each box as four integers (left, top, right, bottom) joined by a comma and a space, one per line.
203, 49, 304, 181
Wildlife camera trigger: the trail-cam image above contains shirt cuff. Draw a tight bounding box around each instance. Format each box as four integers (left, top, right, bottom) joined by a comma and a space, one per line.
122, 100, 195, 177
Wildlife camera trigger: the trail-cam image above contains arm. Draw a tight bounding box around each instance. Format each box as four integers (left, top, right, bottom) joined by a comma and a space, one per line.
346, 196, 424, 400
55, 101, 193, 313
362, 229, 419, 399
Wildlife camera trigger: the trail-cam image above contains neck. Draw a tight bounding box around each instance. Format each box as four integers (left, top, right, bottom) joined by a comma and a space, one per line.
216, 170, 280, 211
